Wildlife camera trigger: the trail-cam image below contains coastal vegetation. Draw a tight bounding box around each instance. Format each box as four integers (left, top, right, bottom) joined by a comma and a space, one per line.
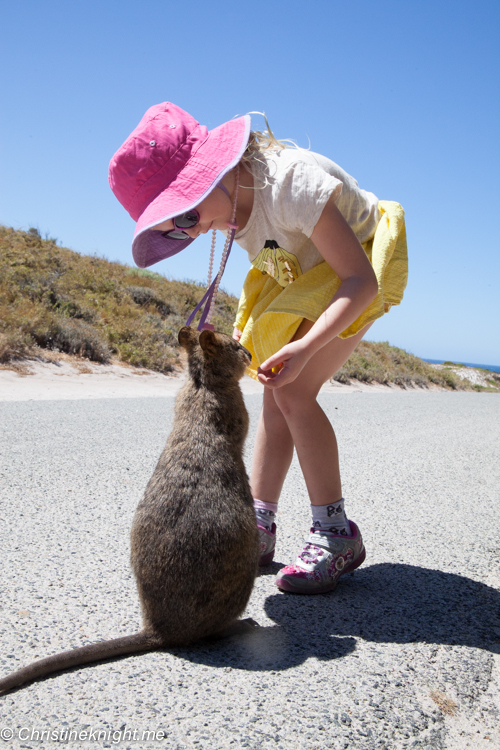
1, 226, 497, 391
333, 343, 499, 391
0, 225, 236, 373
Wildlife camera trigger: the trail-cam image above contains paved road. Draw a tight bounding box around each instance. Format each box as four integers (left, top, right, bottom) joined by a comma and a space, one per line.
1, 393, 499, 750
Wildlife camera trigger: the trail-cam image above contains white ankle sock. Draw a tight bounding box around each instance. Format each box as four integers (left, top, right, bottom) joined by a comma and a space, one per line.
254, 499, 277, 531
311, 498, 351, 537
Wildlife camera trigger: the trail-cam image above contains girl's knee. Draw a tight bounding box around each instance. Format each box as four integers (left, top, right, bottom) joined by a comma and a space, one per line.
261, 387, 288, 425
272, 385, 316, 419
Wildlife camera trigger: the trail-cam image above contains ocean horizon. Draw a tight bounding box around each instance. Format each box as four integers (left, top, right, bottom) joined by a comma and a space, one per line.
422, 358, 500, 374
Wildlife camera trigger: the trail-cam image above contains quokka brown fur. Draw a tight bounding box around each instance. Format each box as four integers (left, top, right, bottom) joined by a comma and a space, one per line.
0, 327, 260, 695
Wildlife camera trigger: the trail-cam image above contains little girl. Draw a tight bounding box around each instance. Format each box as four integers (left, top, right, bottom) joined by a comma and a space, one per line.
109, 102, 407, 594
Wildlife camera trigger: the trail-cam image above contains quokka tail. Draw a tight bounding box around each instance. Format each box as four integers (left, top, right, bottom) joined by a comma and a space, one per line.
0, 631, 162, 695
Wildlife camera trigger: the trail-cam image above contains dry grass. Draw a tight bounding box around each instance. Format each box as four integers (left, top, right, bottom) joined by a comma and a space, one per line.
0, 226, 238, 373
0, 225, 492, 389
429, 689, 458, 715
333, 340, 472, 390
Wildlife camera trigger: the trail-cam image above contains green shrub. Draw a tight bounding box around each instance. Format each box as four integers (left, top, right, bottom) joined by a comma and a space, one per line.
125, 285, 173, 317
0, 331, 33, 363
31, 317, 111, 363
332, 341, 472, 391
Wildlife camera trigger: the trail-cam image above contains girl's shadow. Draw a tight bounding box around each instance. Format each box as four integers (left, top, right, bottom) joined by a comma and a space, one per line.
179, 563, 500, 671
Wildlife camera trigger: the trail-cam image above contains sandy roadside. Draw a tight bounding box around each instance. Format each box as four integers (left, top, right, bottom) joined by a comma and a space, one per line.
0, 354, 420, 401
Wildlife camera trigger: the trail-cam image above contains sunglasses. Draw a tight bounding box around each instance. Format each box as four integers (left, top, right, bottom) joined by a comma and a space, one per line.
164, 209, 200, 240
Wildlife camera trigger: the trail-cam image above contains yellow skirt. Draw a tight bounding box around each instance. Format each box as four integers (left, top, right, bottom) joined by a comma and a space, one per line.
234, 200, 408, 381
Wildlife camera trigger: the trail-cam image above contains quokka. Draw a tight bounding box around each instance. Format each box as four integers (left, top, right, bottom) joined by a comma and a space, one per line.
0, 327, 260, 694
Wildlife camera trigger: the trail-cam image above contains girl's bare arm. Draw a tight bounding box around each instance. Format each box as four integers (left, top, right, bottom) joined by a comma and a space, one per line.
257, 196, 378, 388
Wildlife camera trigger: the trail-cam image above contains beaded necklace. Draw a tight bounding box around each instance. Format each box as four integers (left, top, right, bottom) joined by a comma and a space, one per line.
186, 164, 240, 331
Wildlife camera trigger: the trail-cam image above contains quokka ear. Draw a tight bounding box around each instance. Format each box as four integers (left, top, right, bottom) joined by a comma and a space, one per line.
178, 326, 199, 350
199, 329, 219, 358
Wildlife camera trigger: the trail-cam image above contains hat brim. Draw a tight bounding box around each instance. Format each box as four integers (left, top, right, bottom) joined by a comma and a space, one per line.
131, 114, 251, 268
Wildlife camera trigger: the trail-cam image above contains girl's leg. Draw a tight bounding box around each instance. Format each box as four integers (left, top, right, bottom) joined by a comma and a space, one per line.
270, 321, 373, 591
251, 321, 372, 507
251, 391, 293, 565
250, 387, 295, 504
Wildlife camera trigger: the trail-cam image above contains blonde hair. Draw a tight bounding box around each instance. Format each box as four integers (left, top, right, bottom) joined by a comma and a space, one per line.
241, 112, 302, 188
242, 112, 292, 165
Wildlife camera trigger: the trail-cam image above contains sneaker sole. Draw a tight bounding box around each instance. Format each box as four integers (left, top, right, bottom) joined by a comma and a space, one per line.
276, 546, 366, 594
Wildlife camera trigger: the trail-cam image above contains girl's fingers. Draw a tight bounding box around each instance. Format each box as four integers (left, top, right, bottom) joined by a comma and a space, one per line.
257, 370, 280, 387
257, 362, 284, 380
258, 362, 282, 375
257, 342, 307, 387
257, 362, 288, 387
258, 370, 291, 388
259, 352, 288, 371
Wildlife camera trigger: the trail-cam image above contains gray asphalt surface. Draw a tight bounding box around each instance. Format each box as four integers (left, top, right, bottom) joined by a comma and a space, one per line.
1, 392, 499, 750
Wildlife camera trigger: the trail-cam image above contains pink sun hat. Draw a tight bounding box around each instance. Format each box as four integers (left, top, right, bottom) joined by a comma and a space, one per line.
109, 102, 251, 268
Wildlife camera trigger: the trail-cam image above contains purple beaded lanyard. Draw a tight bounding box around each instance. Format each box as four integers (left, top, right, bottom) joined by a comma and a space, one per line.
185, 165, 240, 332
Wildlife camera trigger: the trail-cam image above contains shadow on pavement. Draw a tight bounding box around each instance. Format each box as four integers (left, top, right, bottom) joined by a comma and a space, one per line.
180, 563, 500, 671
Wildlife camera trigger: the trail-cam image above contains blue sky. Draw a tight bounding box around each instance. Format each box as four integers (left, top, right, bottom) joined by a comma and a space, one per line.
1, 0, 499, 364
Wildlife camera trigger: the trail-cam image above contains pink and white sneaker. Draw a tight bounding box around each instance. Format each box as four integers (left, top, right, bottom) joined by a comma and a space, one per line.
276, 522, 365, 594
258, 523, 276, 566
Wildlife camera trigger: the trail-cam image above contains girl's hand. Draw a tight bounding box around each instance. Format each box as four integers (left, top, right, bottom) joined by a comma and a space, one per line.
256, 196, 379, 390
257, 339, 311, 388
233, 327, 242, 341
